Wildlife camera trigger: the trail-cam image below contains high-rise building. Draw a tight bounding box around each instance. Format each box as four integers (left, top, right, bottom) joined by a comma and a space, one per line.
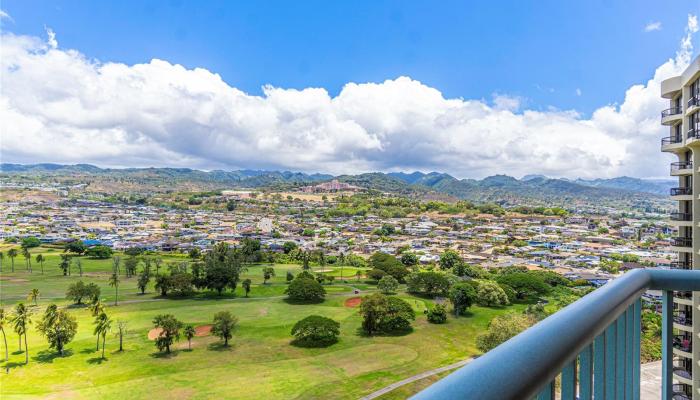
661, 54, 700, 400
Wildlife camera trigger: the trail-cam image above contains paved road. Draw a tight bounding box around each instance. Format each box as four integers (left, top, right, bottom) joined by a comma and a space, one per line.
359, 358, 474, 400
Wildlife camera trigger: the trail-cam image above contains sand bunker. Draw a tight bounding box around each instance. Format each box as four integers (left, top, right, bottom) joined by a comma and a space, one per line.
344, 297, 362, 307
148, 325, 212, 340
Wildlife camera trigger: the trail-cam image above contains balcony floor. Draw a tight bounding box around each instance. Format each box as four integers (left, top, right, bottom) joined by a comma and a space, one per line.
641, 360, 661, 400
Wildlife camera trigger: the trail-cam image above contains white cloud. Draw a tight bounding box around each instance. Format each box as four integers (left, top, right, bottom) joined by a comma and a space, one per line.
644, 21, 662, 32
0, 9, 12, 22
44, 26, 57, 49
575, 88, 582, 96
0, 15, 698, 179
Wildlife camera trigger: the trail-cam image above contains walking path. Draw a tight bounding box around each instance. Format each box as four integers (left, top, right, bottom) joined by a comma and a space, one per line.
359, 358, 474, 400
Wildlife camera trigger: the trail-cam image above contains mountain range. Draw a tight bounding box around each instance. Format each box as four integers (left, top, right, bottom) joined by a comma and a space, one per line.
1, 163, 673, 207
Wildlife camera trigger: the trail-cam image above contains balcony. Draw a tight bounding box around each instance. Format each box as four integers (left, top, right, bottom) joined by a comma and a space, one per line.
670, 161, 693, 175
662, 136, 684, 152
671, 237, 692, 247
670, 187, 692, 196
688, 96, 699, 110
411, 269, 700, 400
688, 128, 698, 140
673, 383, 692, 400
670, 261, 692, 269
673, 312, 692, 327
669, 212, 692, 221
661, 107, 683, 125
673, 334, 692, 353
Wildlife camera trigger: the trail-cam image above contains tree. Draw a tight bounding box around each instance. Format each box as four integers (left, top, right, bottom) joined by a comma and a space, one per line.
0, 308, 8, 361
476, 280, 510, 307
291, 315, 340, 346
155, 274, 172, 296
22, 248, 32, 272
400, 252, 418, 267
93, 312, 112, 358
188, 247, 201, 260
476, 313, 535, 353
184, 325, 196, 350
109, 272, 120, 306
20, 237, 41, 249
262, 267, 275, 284
28, 288, 40, 306
7, 248, 18, 272
285, 276, 326, 302
89, 298, 104, 317
11, 303, 31, 364
64, 240, 87, 255
59, 254, 72, 276
137, 269, 151, 294
405, 272, 453, 296
449, 283, 477, 316
242, 279, 252, 297
202, 242, 247, 295
35, 254, 45, 275
66, 281, 100, 305
282, 241, 298, 254
427, 304, 448, 324
286, 270, 294, 283
496, 273, 550, 300
359, 293, 415, 335
124, 256, 139, 278
212, 311, 238, 346
0, 252, 4, 272
378, 275, 399, 294
153, 314, 182, 353
86, 245, 113, 259
115, 320, 128, 352
368, 252, 408, 282
439, 250, 461, 270
355, 270, 362, 281
37, 305, 77, 355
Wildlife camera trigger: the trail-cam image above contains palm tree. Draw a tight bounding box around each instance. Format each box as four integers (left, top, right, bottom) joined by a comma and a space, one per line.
28, 289, 40, 306
89, 298, 104, 317
7, 249, 17, 272
93, 312, 112, 359
0, 308, 8, 361
11, 303, 31, 364
184, 325, 196, 350
21, 248, 32, 272
108, 273, 120, 306
0, 251, 4, 272
35, 254, 45, 274
75, 258, 83, 277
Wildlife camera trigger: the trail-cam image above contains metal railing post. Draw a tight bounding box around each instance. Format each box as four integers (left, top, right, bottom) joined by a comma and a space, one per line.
662, 290, 673, 400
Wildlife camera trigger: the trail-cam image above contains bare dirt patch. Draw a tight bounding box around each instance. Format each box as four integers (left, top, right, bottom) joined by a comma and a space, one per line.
0, 277, 29, 283
344, 297, 362, 308
195, 324, 212, 337
148, 327, 163, 340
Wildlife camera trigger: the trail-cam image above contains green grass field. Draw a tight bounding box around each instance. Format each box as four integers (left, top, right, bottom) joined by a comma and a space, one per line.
0, 248, 526, 399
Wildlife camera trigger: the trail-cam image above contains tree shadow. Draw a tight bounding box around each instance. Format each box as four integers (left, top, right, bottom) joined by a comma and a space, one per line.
290, 338, 338, 348
66, 303, 88, 309
355, 326, 413, 338
150, 350, 179, 359
33, 349, 73, 364
80, 347, 97, 354
207, 342, 233, 352
86, 357, 107, 364
2, 361, 25, 372
283, 298, 325, 305
11, 350, 23, 356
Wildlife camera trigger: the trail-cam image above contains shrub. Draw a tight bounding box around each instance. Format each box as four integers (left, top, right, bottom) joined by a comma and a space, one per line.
291, 315, 340, 346
85, 245, 113, 259
378, 275, 399, 294
427, 304, 448, 324
285, 277, 326, 302
476, 280, 509, 307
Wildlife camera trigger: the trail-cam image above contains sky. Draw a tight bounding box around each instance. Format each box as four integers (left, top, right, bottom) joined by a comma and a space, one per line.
0, 1, 699, 179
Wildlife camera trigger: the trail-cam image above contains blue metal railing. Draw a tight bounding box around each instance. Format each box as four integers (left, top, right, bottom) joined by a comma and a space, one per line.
411, 269, 700, 400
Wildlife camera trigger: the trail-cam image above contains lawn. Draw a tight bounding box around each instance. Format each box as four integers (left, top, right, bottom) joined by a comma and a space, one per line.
0, 248, 526, 399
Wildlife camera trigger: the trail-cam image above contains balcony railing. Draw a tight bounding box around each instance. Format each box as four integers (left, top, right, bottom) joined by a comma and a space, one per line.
673, 312, 692, 326
673, 334, 692, 352
688, 129, 698, 139
688, 96, 699, 108
670, 187, 692, 196
670, 212, 692, 221
675, 291, 693, 300
662, 107, 683, 118
670, 261, 692, 269
662, 136, 683, 145
671, 237, 692, 247
411, 269, 700, 400
671, 161, 693, 171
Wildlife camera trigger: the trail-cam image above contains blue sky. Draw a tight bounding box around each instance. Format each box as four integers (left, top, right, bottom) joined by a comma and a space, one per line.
0, 2, 698, 178
2, 0, 696, 114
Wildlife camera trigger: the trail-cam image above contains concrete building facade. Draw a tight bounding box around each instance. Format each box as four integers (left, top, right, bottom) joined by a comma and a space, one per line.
661, 54, 700, 400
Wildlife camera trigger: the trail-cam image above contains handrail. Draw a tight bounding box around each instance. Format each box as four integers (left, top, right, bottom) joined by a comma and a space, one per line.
688, 96, 699, 108
688, 128, 698, 139
670, 187, 692, 196
662, 107, 682, 118
671, 161, 693, 171
670, 261, 692, 269
411, 269, 700, 400
671, 237, 692, 247
662, 136, 683, 145
670, 212, 693, 221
